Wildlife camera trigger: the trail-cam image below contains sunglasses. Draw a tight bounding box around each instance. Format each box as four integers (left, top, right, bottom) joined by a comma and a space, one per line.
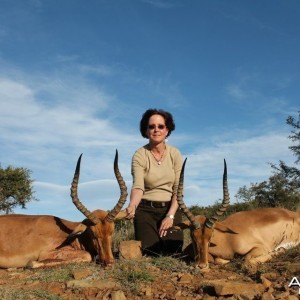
148, 124, 166, 130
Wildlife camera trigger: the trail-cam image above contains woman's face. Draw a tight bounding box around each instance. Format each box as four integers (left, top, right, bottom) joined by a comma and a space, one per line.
147, 114, 169, 144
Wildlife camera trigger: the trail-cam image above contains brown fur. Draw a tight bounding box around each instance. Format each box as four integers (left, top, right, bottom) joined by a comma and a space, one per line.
179, 208, 300, 268
0, 210, 127, 268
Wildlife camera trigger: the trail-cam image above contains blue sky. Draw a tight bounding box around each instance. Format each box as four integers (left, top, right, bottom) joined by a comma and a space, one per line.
0, 0, 299, 221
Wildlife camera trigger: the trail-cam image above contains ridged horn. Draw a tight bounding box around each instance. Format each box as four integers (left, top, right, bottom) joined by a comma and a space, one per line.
70, 154, 101, 225
176, 158, 201, 229
205, 159, 230, 229
104, 149, 128, 222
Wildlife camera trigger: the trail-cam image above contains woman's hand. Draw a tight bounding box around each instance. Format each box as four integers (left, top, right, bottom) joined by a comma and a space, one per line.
125, 205, 136, 219
126, 189, 143, 219
159, 216, 174, 237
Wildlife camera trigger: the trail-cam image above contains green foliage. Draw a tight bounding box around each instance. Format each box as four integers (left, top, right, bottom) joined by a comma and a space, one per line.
0, 165, 37, 213
270, 112, 300, 181
287, 113, 300, 164
235, 112, 300, 211
189, 200, 255, 220
224, 201, 255, 214
189, 204, 214, 216
235, 175, 300, 211
178, 112, 300, 219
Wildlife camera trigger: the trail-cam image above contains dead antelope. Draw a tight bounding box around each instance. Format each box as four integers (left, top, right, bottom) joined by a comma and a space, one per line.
176, 159, 300, 269
0, 150, 128, 268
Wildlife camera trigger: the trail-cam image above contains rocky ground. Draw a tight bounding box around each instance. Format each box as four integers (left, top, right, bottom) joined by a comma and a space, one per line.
0, 245, 299, 300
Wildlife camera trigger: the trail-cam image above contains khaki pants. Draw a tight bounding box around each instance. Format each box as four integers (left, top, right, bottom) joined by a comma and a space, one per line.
134, 201, 183, 256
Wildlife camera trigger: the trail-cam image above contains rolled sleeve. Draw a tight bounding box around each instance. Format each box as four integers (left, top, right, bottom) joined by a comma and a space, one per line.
172, 149, 183, 194
131, 151, 145, 191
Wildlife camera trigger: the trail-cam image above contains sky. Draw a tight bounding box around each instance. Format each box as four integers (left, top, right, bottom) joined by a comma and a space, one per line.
0, 0, 299, 221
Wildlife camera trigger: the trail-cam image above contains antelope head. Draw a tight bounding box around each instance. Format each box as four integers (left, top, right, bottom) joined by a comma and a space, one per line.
176, 158, 230, 269
70, 150, 128, 265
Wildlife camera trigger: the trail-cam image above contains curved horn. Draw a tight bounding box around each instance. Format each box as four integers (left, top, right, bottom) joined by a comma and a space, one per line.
105, 149, 128, 222
176, 158, 201, 229
205, 159, 230, 229
70, 154, 100, 225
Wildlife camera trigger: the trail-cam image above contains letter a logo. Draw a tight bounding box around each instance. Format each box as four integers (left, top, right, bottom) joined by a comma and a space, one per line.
289, 277, 300, 287
288, 277, 300, 295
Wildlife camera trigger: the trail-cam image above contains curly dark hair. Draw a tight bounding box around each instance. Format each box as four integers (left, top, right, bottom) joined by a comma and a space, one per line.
139, 108, 176, 138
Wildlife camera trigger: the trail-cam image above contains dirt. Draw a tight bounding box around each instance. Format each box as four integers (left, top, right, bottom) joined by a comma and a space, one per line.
0, 248, 299, 300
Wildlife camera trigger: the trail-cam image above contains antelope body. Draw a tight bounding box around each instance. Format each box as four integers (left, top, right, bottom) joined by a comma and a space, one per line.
0, 151, 127, 268
176, 159, 300, 269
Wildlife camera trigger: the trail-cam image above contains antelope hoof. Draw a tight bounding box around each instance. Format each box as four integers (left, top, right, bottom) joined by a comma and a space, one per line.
194, 262, 210, 272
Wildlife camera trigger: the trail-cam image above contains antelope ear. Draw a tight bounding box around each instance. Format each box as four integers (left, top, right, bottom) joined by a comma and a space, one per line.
214, 222, 237, 234
172, 220, 191, 231
68, 223, 88, 238
114, 210, 128, 220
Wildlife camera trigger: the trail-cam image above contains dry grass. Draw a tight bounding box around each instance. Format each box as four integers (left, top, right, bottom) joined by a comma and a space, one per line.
0, 289, 62, 300
1, 224, 299, 299
0, 246, 299, 299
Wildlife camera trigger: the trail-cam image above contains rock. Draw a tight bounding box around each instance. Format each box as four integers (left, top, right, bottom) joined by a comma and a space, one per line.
67, 279, 120, 289
102, 290, 112, 300
82, 287, 99, 298
274, 291, 291, 299
287, 262, 300, 273
261, 291, 275, 300
178, 273, 193, 284
288, 295, 299, 300
145, 286, 152, 297
203, 279, 266, 297
72, 269, 93, 280
262, 272, 279, 281
111, 290, 127, 300
119, 240, 142, 259
260, 275, 273, 288
239, 289, 263, 300
46, 282, 65, 295
202, 296, 216, 300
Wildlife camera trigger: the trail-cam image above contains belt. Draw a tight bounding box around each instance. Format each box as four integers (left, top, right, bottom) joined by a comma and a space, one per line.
140, 199, 171, 208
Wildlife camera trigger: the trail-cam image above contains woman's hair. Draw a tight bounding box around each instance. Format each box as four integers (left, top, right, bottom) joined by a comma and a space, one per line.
139, 108, 175, 138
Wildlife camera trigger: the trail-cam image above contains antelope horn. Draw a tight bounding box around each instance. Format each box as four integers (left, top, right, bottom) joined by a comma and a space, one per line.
70, 154, 100, 225
177, 158, 201, 229
205, 159, 230, 229
105, 149, 128, 222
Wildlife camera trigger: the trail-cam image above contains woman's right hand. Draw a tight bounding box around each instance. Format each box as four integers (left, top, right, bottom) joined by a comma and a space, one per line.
125, 205, 136, 219
126, 188, 143, 219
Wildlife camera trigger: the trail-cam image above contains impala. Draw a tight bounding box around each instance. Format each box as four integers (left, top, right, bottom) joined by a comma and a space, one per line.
0, 150, 128, 268
175, 159, 300, 269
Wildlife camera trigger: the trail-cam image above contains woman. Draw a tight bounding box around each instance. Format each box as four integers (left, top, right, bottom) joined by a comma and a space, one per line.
126, 108, 183, 256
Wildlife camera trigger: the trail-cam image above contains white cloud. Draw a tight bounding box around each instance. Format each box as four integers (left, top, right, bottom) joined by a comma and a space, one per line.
141, 0, 178, 9
12, 127, 294, 220
226, 84, 247, 100
180, 131, 294, 208
15, 178, 132, 221
1, 65, 296, 221
77, 64, 114, 77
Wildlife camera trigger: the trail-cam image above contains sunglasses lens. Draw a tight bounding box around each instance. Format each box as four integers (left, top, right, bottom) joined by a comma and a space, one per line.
148, 124, 166, 130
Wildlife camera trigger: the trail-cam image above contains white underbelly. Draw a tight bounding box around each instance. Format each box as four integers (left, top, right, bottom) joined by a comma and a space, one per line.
275, 241, 300, 251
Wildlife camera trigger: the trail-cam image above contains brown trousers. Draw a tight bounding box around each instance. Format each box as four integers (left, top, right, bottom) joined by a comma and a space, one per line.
134, 201, 183, 256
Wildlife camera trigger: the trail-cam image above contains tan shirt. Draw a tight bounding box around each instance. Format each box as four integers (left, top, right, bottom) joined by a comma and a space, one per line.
131, 144, 183, 202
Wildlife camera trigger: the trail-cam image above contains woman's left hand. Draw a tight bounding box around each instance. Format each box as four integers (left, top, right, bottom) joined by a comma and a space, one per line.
159, 217, 174, 237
